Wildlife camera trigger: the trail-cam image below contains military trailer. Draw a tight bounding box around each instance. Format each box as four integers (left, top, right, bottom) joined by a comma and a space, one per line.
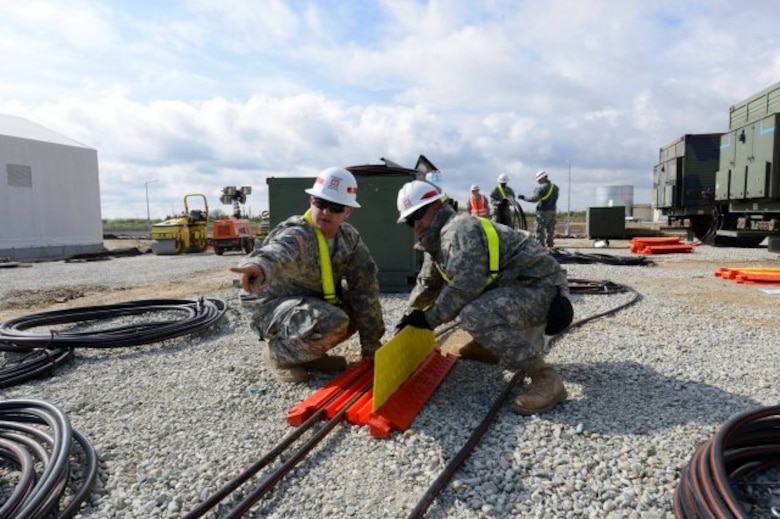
653, 80, 780, 249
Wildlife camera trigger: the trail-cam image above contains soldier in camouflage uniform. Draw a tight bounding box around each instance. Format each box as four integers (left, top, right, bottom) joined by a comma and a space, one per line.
518, 170, 559, 249
395, 180, 570, 415
231, 167, 385, 383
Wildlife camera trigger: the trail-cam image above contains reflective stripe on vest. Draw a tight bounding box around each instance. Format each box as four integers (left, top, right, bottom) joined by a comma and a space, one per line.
540, 182, 556, 202
303, 209, 340, 304
434, 217, 499, 286
497, 184, 507, 200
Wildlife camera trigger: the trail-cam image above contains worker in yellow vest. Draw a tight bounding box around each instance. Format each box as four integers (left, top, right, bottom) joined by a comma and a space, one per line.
466, 184, 490, 217
518, 170, 560, 249
395, 180, 571, 415
489, 173, 516, 226
230, 167, 385, 383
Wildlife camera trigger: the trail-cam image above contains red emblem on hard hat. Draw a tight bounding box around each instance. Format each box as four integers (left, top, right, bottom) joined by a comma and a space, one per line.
347, 186, 357, 194
329, 177, 341, 188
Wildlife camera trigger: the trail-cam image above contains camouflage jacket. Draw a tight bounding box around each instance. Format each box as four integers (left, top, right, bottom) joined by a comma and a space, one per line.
240, 214, 385, 350
408, 204, 567, 328
525, 180, 559, 212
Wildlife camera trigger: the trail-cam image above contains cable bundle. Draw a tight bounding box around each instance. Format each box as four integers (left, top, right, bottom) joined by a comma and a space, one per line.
0, 297, 227, 387
673, 405, 780, 518
0, 399, 98, 518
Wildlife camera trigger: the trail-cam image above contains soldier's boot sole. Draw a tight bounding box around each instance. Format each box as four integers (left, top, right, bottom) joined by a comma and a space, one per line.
301, 355, 347, 373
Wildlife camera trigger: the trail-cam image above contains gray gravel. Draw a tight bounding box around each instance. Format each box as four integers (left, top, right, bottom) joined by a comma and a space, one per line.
1, 240, 779, 518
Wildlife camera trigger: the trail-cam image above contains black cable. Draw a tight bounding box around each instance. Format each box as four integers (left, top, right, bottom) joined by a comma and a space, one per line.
551, 248, 656, 266
0, 399, 98, 519
0, 298, 226, 387
673, 405, 780, 518
0, 297, 227, 349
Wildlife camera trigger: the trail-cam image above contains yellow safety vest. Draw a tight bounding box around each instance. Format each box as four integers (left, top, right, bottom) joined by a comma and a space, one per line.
540, 182, 556, 202
303, 209, 340, 304
497, 184, 507, 200
435, 218, 499, 286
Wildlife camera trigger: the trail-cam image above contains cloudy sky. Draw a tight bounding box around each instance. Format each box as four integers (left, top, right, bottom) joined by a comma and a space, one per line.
2, 0, 780, 219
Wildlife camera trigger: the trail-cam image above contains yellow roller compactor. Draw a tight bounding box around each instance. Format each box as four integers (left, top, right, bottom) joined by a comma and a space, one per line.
150, 194, 210, 255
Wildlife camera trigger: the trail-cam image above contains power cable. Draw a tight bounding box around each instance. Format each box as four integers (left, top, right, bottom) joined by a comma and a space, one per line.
673, 405, 780, 518
0, 398, 98, 519
0, 297, 226, 387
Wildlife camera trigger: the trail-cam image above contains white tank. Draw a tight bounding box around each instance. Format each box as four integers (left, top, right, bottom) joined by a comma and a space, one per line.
594, 185, 634, 216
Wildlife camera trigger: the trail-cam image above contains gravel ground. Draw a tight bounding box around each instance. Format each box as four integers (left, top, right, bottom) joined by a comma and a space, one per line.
1, 239, 779, 518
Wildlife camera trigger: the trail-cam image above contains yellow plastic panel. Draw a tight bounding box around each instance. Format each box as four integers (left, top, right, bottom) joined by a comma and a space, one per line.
372, 326, 435, 412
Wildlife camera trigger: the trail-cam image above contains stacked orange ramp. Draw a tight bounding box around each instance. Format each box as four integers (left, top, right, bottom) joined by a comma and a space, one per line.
287, 327, 458, 438
714, 267, 780, 284
630, 237, 695, 255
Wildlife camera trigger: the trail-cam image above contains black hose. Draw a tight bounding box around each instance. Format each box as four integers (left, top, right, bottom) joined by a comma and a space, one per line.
0, 297, 227, 349
0, 399, 98, 519
673, 405, 780, 518
0, 298, 226, 387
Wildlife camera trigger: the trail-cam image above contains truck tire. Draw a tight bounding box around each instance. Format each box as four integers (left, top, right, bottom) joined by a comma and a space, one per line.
214, 245, 224, 256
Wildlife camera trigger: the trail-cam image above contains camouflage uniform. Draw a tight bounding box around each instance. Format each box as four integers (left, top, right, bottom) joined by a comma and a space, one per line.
408, 204, 568, 367
239, 215, 385, 365
489, 184, 516, 226
524, 179, 559, 248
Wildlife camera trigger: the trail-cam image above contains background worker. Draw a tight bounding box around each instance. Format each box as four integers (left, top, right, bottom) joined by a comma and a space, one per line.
395, 180, 571, 415
490, 173, 516, 226
230, 167, 385, 383
518, 170, 560, 249
466, 184, 490, 217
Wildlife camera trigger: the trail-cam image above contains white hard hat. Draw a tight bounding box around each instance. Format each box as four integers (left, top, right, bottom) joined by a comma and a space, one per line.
304, 167, 360, 208
470, 184, 480, 191
536, 170, 548, 181
497, 173, 508, 183
396, 180, 446, 223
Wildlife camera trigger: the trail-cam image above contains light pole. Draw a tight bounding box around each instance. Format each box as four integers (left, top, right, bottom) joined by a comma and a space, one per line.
145, 179, 158, 238
565, 160, 571, 236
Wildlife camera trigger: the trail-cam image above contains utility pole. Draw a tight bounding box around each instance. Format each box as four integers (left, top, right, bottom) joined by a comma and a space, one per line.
145, 179, 158, 238
565, 160, 571, 236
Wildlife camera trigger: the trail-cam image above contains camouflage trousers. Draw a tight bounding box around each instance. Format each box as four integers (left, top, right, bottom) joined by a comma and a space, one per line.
457, 284, 557, 367
243, 296, 356, 366
535, 210, 557, 248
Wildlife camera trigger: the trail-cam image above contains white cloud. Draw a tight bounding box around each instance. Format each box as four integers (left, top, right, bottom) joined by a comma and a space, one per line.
2, 0, 780, 218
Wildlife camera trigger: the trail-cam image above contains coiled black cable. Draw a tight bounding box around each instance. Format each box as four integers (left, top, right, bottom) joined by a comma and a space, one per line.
0, 398, 98, 519
0, 298, 226, 387
673, 405, 780, 518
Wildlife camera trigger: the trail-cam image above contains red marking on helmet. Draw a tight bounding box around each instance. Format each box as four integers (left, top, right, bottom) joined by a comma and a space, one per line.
315, 177, 325, 184
329, 178, 341, 188
347, 186, 357, 194
421, 190, 439, 200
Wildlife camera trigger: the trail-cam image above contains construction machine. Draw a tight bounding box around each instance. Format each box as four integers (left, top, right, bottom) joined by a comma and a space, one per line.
150, 194, 210, 255
210, 186, 255, 255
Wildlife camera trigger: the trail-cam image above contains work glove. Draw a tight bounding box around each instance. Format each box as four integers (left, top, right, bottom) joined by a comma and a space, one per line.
518, 194, 525, 200
395, 309, 432, 332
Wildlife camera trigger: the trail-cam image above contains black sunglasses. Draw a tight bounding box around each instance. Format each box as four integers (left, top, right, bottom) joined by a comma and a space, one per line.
404, 205, 429, 227
312, 197, 346, 213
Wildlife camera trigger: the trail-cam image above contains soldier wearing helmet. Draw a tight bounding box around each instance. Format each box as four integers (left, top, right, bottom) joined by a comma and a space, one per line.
466, 184, 490, 217
489, 173, 517, 226
230, 167, 385, 383
518, 170, 560, 249
395, 180, 570, 415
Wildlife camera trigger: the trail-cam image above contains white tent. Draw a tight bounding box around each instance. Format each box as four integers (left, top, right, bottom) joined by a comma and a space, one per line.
0, 114, 103, 261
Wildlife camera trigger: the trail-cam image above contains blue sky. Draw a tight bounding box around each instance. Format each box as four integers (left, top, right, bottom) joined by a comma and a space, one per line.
2, 0, 780, 218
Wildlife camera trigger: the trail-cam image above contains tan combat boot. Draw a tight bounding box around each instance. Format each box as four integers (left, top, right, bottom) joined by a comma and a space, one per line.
301, 355, 347, 373
456, 340, 500, 364
513, 357, 567, 415
262, 347, 308, 383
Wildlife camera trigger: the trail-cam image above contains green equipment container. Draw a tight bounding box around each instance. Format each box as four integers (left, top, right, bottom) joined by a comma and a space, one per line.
586, 206, 626, 240
266, 159, 436, 290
